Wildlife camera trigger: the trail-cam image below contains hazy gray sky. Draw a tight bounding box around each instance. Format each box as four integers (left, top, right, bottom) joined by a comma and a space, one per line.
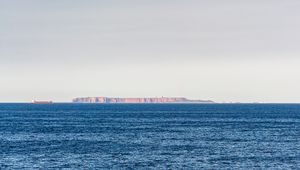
1, 0, 300, 102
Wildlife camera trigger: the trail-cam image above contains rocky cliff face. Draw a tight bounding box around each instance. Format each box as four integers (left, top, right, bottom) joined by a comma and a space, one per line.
73, 97, 214, 103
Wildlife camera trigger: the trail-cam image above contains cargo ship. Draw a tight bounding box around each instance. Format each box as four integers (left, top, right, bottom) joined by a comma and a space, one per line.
32, 100, 53, 104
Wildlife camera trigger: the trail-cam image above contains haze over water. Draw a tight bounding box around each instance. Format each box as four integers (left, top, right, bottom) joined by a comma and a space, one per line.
1, 0, 300, 103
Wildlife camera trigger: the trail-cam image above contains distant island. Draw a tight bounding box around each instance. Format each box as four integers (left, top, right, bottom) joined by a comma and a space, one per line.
73, 97, 214, 103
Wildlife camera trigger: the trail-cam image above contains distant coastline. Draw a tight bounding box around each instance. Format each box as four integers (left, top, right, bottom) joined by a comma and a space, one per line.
72, 97, 214, 104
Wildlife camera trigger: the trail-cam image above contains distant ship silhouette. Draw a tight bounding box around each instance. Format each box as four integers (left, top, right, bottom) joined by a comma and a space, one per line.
32, 100, 53, 104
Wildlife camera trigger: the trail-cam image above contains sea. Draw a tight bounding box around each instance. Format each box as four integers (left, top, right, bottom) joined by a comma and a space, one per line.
0, 104, 299, 169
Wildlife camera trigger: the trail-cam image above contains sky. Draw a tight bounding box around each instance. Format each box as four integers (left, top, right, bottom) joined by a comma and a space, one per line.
1, 0, 300, 103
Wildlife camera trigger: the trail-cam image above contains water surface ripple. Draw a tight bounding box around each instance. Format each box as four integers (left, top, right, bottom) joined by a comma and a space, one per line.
0, 104, 299, 169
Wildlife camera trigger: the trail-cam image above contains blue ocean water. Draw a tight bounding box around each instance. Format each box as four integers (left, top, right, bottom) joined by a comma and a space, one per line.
0, 104, 299, 169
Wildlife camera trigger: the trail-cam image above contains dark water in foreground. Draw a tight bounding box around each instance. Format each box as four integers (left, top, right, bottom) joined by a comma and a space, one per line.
0, 104, 299, 169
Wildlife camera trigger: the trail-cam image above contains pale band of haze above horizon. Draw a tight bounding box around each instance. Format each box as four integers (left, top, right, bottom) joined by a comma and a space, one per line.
1, 0, 300, 103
